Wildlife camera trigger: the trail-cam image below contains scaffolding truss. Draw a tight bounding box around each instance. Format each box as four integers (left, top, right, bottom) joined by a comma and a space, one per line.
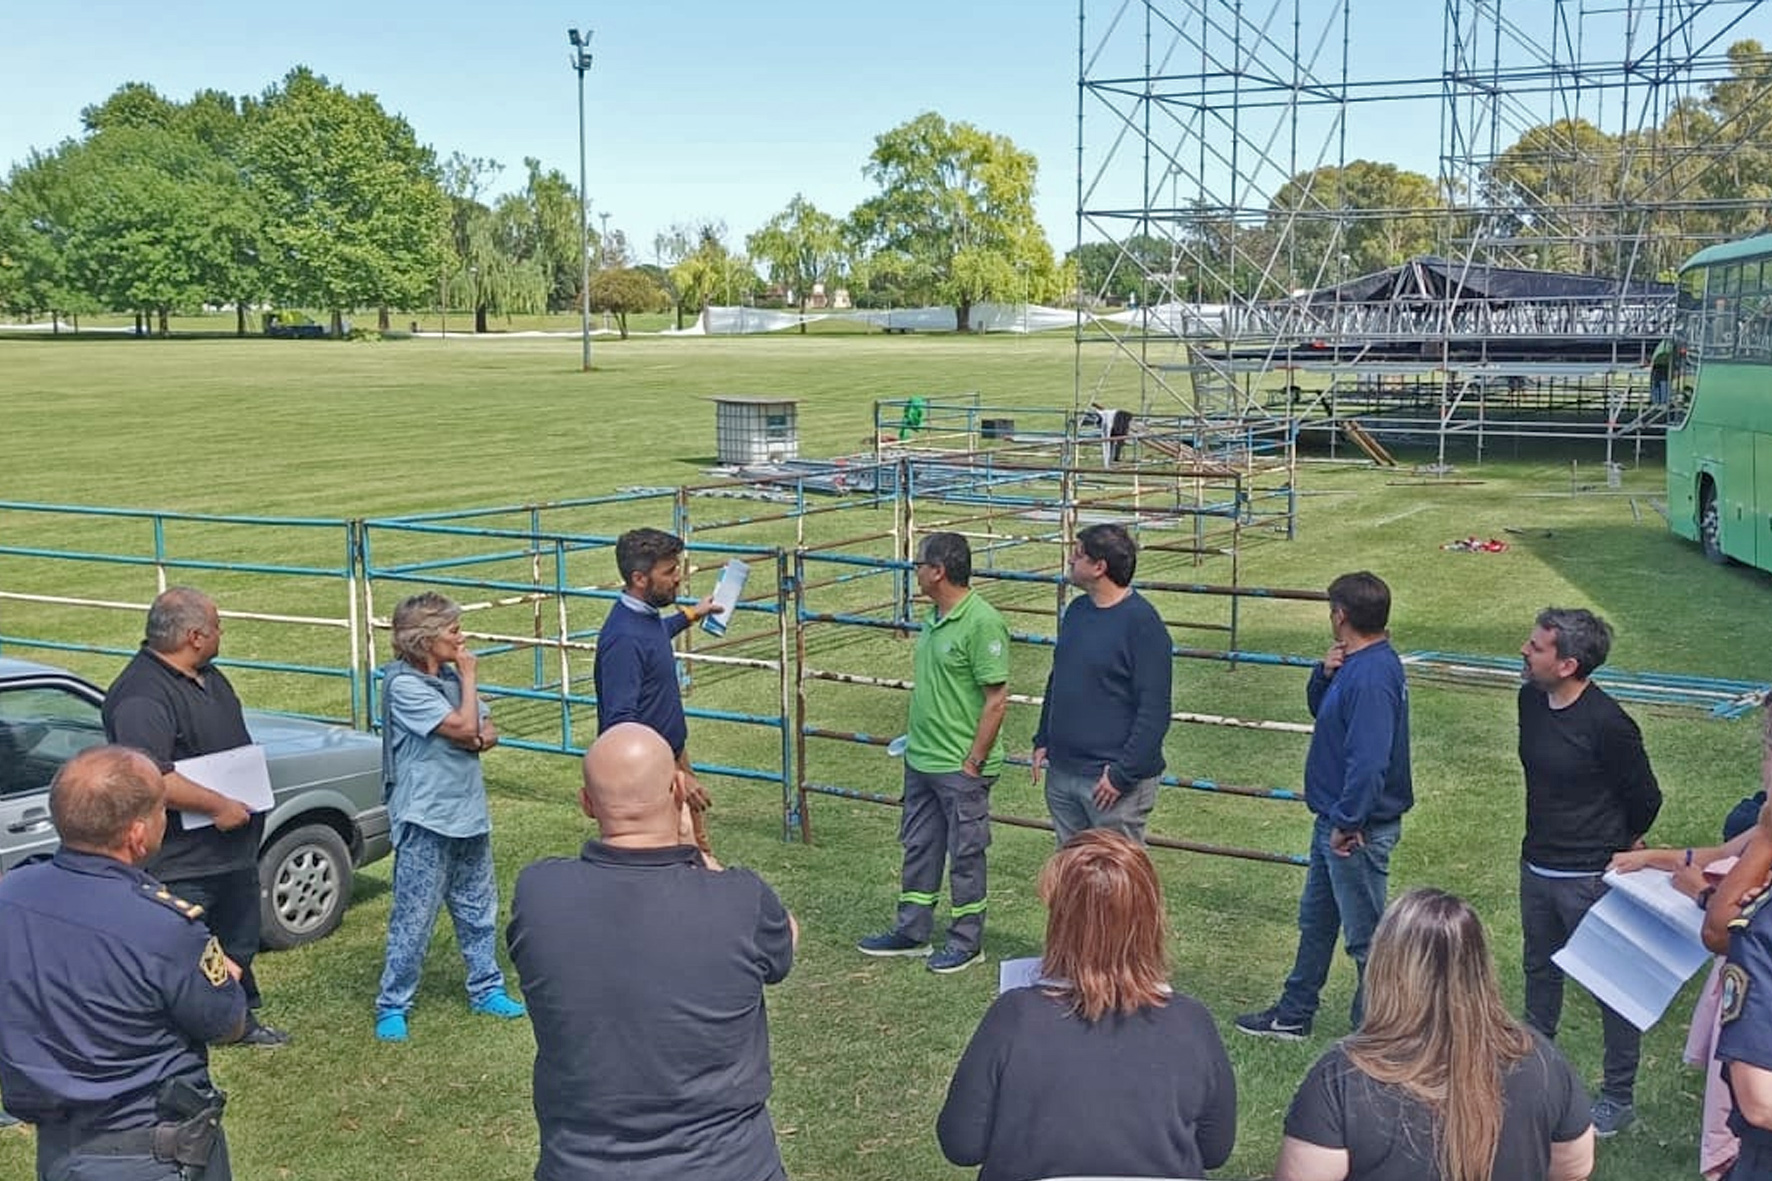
1075, 0, 1771, 462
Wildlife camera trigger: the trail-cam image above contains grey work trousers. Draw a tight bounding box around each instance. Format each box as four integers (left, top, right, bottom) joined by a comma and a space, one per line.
893, 767, 993, 955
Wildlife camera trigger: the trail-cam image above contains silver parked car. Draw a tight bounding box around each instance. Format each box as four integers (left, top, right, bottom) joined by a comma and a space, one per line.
0, 656, 390, 949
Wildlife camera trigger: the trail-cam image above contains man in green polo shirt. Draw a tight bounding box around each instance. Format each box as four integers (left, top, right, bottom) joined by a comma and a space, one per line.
858, 532, 1010, 974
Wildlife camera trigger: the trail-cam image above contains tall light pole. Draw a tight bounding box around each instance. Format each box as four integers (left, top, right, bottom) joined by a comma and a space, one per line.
568, 27, 594, 372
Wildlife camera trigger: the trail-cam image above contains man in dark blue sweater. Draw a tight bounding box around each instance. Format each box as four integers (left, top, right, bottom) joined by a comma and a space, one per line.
1237, 571, 1412, 1041
593, 529, 722, 843
1031, 524, 1173, 845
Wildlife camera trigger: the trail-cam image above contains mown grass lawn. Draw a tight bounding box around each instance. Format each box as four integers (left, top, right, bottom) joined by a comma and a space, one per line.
1, 330, 1767, 1180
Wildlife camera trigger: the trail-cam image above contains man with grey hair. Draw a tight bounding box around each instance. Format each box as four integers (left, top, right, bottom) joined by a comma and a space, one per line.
103, 587, 288, 1046
0, 746, 247, 1179
1518, 606, 1662, 1137
508, 723, 796, 1181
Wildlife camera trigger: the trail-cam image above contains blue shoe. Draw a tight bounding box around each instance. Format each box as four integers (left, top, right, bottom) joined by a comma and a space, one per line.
374, 1010, 408, 1042
471, 993, 527, 1019
926, 944, 981, 974
857, 930, 930, 957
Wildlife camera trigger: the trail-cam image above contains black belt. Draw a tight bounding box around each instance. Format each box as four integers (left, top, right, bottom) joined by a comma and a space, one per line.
44, 1125, 157, 1156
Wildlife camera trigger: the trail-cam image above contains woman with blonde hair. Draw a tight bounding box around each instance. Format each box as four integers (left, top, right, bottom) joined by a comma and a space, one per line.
1277, 888, 1594, 1181
937, 830, 1236, 1181
373, 592, 526, 1042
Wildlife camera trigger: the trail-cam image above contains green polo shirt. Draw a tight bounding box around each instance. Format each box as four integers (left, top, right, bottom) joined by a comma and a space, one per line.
905, 588, 1011, 775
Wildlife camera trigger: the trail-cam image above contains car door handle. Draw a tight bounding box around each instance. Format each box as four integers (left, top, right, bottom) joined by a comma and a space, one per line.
7, 809, 52, 835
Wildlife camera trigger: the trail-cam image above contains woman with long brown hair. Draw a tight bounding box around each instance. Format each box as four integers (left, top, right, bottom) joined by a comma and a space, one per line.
1277, 888, 1594, 1181
937, 830, 1236, 1181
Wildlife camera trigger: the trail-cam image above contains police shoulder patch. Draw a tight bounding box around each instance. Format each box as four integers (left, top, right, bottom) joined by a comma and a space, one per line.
199, 936, 229, 988
1722, 962, 1750, 1025
139, 882, 205, 922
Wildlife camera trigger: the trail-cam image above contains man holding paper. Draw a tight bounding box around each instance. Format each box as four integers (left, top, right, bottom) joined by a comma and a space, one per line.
103, 586, 289, 1047
594, 529, 724, 849
1518, 606, 1662, 1137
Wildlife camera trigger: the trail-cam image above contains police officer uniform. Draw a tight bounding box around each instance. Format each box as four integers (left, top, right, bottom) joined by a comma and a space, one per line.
0, 848, 246, 1180
1718, 893, 1772, 1181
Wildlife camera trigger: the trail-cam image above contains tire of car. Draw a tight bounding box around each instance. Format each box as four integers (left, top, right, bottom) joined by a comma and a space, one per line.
258, 822, 354, 950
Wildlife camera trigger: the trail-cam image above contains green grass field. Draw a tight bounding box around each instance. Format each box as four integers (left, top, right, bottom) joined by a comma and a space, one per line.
1, 331, 1767, 1180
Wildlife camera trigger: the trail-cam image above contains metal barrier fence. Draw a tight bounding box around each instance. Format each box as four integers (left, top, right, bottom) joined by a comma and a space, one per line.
0, 502, 365, 724
1, 473, 1328, 862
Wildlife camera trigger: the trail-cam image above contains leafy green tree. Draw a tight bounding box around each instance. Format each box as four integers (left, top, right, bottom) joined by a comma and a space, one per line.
0, 148, 93, 325
651, 224, 697, 328
1067, 234, 1175, 305
1267, 161, 1445, 287
587, 266, 667, 338
747, 194, 846, 331
847, 112, 1055, 331
62, 126, 212, 335
668, 223, 756, 313
514, 158, 586, 312
245, 67, 447, 335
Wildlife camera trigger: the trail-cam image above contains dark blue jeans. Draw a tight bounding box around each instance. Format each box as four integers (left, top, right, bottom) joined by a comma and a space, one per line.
1276, 814, 1401, 1029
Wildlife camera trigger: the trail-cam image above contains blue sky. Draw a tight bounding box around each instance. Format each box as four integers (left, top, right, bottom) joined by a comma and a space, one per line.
4, 2, 1766, 260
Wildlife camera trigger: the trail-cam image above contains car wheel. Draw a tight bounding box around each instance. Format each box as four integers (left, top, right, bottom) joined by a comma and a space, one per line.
258, 823, 354, 950
1700, 480, 1729, 565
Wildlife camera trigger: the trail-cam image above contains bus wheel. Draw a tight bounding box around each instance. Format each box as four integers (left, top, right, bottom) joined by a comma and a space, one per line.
1700, 481, 1728, 565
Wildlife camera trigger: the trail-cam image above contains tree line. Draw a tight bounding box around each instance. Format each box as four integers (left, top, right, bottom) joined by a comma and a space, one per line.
3, 45, 1768, 336
0, 77, 1063, 336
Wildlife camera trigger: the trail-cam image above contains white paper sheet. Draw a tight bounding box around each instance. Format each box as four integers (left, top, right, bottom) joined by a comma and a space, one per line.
998, 956, 1045, 994
1552, 868, 1714, 1031
174, 744, 274, 829
701, 559, 750, 638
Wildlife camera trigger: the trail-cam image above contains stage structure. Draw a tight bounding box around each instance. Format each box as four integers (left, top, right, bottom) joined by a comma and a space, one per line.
1075, 0, 1771, 464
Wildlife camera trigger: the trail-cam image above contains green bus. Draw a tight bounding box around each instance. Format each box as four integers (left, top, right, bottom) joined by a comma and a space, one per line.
1667, 234, 1772, 569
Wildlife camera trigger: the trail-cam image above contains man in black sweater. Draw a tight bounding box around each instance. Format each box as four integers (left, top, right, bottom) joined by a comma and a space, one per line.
1518, 606, 1661, 1138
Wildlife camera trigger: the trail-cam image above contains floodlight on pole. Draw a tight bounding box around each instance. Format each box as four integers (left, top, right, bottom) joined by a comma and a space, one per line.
568, 27, 595, 373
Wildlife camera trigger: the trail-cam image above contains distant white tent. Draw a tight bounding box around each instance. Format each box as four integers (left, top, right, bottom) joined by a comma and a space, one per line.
698, 300, 1228, 336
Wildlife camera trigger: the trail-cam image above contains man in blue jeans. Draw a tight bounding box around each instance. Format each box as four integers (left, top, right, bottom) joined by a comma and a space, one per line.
1237, 571, 1413, 1040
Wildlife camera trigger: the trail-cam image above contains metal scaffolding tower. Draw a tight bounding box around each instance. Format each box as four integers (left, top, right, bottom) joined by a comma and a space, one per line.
1075, 0, 1771, 461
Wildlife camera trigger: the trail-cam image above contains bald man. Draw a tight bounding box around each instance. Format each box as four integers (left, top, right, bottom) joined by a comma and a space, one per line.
0, 746, 246, 1180
507, 724, 797, 1181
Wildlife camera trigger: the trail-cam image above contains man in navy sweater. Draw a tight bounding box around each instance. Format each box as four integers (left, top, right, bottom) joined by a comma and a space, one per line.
1031, 524, 1173, 845
593, 528, 723, 837
1237, 571, 1412, 1041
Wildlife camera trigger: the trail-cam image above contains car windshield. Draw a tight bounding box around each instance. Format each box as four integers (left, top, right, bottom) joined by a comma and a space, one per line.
0, 684, 107, 796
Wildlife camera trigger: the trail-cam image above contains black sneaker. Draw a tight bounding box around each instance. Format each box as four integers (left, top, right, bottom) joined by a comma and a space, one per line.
1590, 1096, 1635, 1138
926, 945, 981, 974
856, 931, 930, 957
234, 1019, 291, 1048
1234, 1006, 1309, 1041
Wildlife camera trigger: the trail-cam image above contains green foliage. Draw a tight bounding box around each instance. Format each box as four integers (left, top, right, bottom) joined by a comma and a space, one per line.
586, 266, 668, 338
747, 194, 847, 322
668, 222, 759, 313
848, 112, 1058, 329
1268, 160, 1446, 283
246, 67, 448, 324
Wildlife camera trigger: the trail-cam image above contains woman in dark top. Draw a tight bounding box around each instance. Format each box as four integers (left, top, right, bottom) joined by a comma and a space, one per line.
937, 830, 1236, 1181
1277, 888, 1593, 1181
